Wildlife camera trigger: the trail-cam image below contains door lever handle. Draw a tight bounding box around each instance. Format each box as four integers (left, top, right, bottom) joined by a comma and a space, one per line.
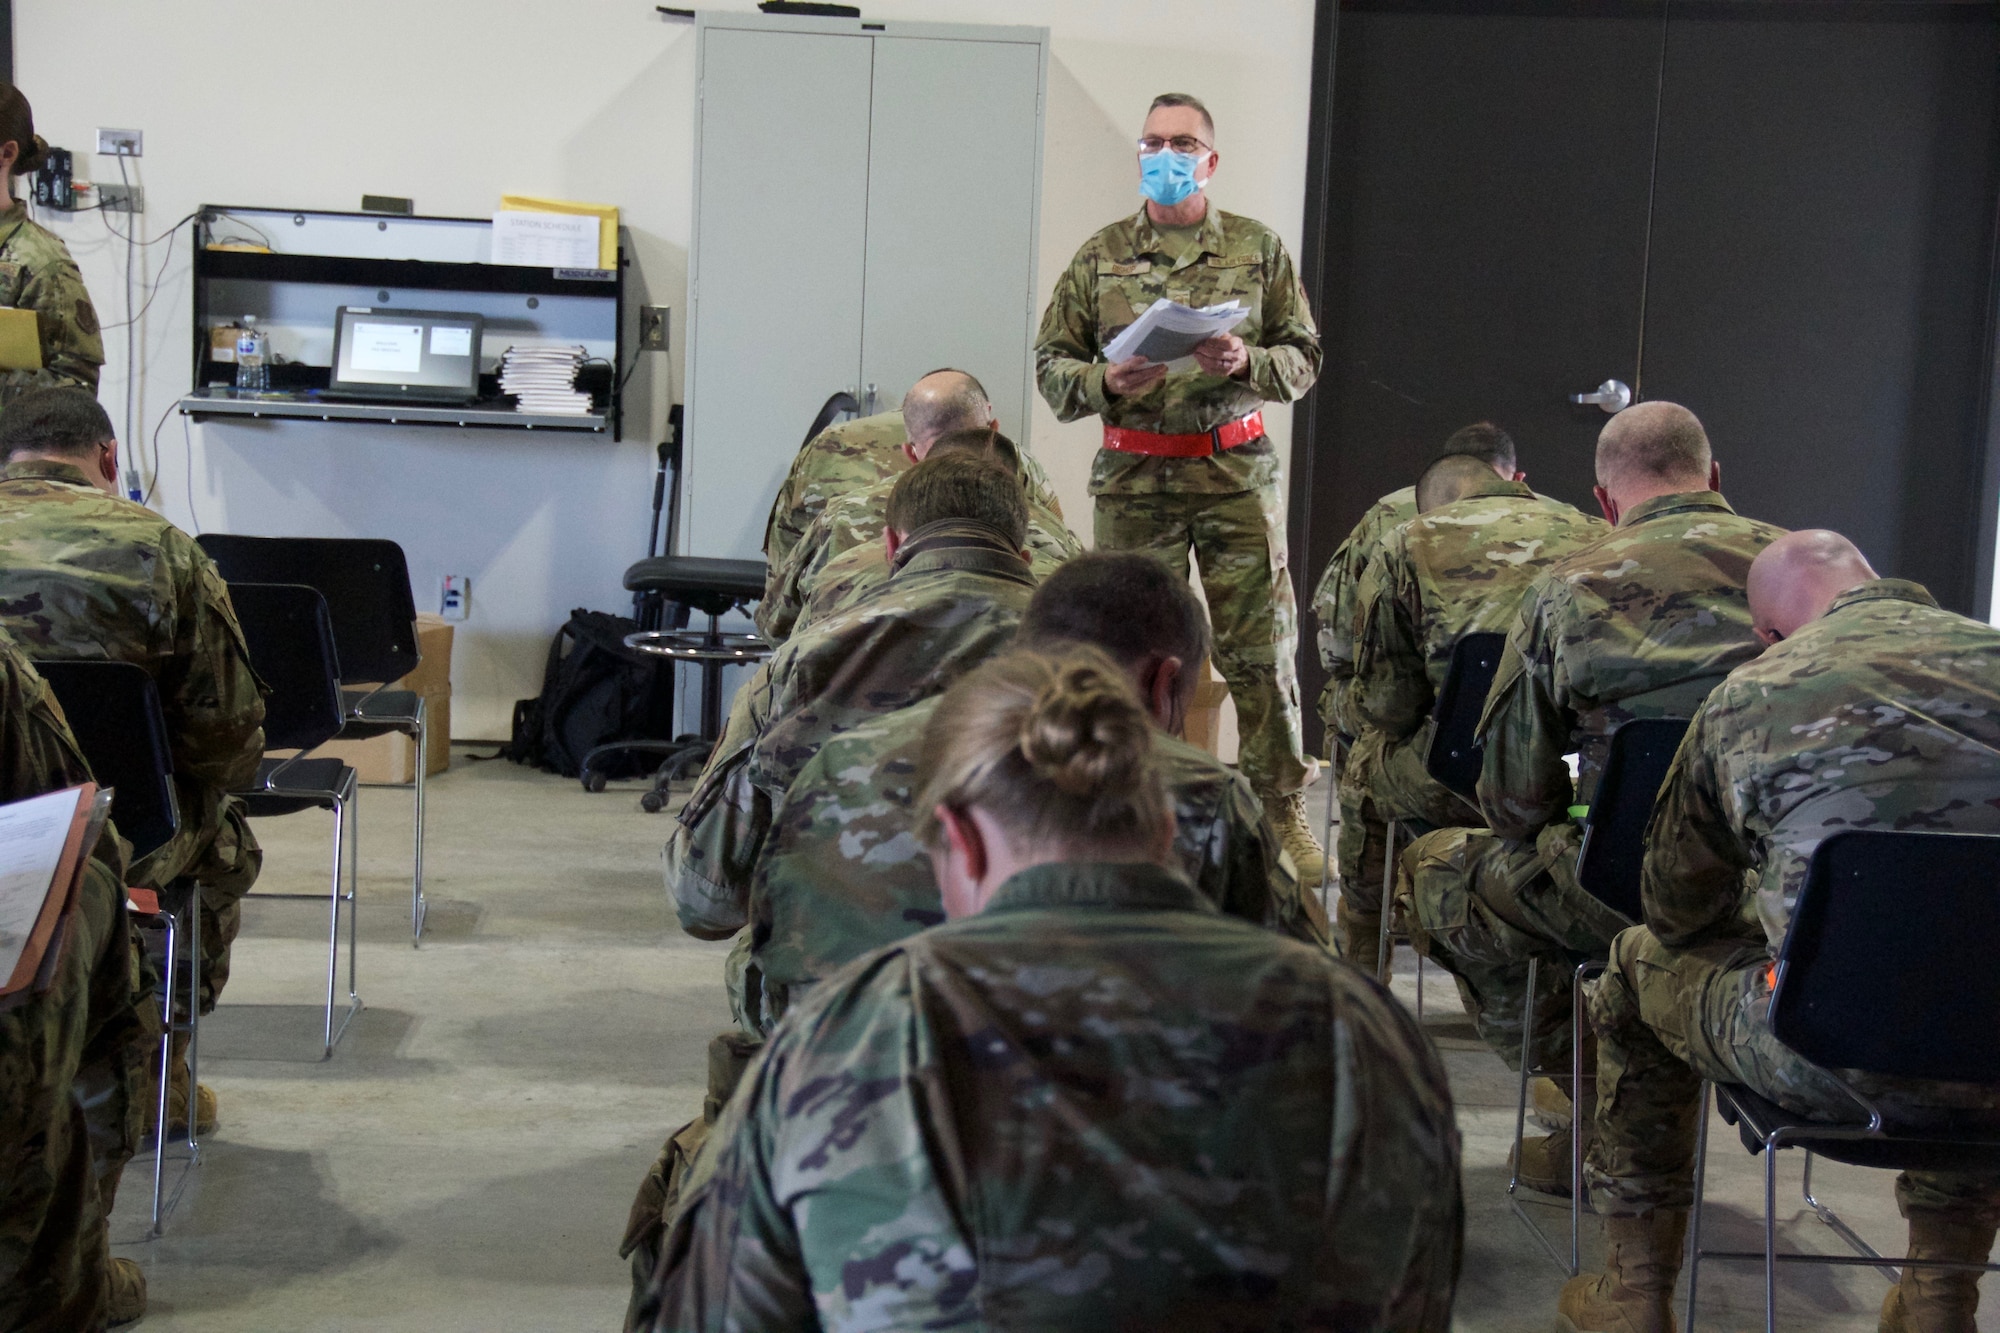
1570, 379, 1632, 414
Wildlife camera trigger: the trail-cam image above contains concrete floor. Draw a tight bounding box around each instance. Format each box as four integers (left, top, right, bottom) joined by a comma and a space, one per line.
107, 756, 1995, 1331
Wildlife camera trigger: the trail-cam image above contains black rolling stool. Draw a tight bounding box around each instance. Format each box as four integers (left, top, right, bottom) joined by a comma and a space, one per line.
579, 555, 772, 812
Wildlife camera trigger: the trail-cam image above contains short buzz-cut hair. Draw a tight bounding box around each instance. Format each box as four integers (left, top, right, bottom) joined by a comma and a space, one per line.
1416, 453, 1507, 514
1438, 421, 1516, 472
1596, 401, 1712, 489
902, 369, 992, 445
885, 452, 1028, 547
926, 426, 1022, 478
0, 386, 115, 459
1147, 92, 1214, 143
1019, 552, 1211, 716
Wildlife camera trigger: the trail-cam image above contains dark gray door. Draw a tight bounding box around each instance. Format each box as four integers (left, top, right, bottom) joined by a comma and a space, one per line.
1294, 0, 2000, 753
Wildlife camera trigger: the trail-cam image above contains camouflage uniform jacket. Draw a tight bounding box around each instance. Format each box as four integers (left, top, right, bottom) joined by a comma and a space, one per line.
1477, 491, 1784, 839
1354, 477, 1606, 742
668, 525, 1035, 937
750, 697, 1327, 1006
760, 410, 1065, 582
1643, 580, 2000, 952
0, 460, 265, 886
0, 202, 104, 413
1312, 485, 1418, 741
643, 861, 1463, 1333
756, 472, 1080, 643
1035, 206, 1321, 497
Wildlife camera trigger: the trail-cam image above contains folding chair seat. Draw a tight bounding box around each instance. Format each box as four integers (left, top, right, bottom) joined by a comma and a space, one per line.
226, 583, 362, 1057
197, 534, 430, 944
1686, 828, 2000, 1332
1508, 715, 1689, 1275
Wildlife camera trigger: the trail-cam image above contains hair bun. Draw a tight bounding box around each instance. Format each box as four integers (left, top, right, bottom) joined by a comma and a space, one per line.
16, 134, 46, 176
1016, 661, 1151, 798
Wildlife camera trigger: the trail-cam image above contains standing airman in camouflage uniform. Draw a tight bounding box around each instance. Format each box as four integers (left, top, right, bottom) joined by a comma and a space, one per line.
759, 370, 1064, 618
0, 89, 103, 414
0, 389, 264, 1142
0, 638, 151, 1329
1398, 405, 1783, 1191
1346, 455, 1605, 966
636, 646, 1461, 1333
761, 426, 1079, 643
1559, 530, 2000, 1333
1036, 92, 1327, 881
1313, 422, 1523, 962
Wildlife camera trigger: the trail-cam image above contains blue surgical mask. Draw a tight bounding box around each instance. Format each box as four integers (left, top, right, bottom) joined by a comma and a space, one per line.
1139, 150, 1202, 207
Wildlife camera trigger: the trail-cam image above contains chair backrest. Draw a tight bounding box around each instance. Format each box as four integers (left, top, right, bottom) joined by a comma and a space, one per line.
1425, 632, 1507, 798
228, 583, 345, 752
1773, 828, 2000, 1084
1574, 716, 1692, 921
35, 659, 180, 860
196, 534, 419, 685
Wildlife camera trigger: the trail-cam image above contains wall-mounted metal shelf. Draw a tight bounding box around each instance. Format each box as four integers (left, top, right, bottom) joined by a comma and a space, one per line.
178, 388, 608, 433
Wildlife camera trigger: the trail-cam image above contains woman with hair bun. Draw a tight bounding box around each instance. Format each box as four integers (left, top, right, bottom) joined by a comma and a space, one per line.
639, 646, 1466, 1332
0, 83, 104, 414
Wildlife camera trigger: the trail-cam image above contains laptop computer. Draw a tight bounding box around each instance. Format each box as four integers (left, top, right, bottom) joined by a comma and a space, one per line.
322, 307, 484, 404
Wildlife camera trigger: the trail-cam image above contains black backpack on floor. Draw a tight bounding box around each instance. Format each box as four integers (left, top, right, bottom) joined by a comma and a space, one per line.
505, 609, 675, 778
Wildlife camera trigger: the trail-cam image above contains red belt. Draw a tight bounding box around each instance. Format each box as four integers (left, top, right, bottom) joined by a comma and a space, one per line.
1103, 411, 1264, 458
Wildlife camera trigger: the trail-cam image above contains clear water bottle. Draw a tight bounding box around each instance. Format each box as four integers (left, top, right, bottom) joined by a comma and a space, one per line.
235, 316, 269, 393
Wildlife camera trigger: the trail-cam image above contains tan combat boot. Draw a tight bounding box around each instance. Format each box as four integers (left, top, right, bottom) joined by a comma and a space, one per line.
1266, 791, 1328, 888
107, 1256, 147, 1326
165, 1031, 217, 1137
1556, 1209, 1687, 1333
1532, 1075, 1574, 1131
1878, 1210, 1998, 1333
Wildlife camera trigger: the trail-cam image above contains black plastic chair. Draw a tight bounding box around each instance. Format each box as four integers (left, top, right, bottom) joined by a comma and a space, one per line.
584, 556, 773, 811
1687, 828, 2000, 1332
197, 534, 431, 944
34, 659, 198, 1232
1508, 715, 1691, 1275
227, 582, 362, 1057
1376, 631, 1508, 1008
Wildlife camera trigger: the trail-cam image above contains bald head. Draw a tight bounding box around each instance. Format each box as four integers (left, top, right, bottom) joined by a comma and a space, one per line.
901, 370, 994, 455
1594, 401, 1714, 511
1417, 453, 1511, 513
1746, 529, 1878, 644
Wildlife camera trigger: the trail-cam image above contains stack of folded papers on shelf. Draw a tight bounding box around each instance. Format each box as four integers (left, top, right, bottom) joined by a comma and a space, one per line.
499, 345, 593, 416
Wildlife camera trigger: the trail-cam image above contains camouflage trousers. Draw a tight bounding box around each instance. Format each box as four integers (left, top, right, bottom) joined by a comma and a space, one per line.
134, 791, 262, 1015
0, 868, 155, 1333
1095, 484, 1310, 798
1399, 822, 1629, 1072
1588, 924, 2000, 1221
620, 1029, 764, 1332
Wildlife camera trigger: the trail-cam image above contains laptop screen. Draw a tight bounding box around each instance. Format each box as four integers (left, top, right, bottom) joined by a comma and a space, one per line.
331, 307, 484, 399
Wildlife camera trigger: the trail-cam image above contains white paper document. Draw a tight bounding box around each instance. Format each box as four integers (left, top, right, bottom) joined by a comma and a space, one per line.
491, 210, 601, 270
351, 322, 424, 374
0, 788, 85, 983
1103, 298, 1250, 370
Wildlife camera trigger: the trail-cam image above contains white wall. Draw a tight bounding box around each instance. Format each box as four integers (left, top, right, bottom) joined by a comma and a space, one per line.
19, 0, 1316, 742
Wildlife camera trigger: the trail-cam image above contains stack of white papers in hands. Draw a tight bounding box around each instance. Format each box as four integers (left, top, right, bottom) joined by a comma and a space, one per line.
499, 344, 594, 416
1103, 298, 1250, 372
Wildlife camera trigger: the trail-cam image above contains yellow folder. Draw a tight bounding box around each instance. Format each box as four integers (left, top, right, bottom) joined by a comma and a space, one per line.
499, 195, 619, 270
0, 307, 42, 372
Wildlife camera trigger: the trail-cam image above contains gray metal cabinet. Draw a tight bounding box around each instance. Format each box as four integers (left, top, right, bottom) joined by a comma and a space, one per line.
682, 12, 1049, 560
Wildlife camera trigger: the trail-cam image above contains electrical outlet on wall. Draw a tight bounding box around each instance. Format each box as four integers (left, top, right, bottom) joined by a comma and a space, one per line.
639, 305, 671, 352
441, 575, 470, 622
96, 128, 143, 156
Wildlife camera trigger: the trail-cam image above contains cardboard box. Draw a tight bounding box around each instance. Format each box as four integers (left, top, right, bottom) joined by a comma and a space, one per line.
316, 615, 454, 785
1178, 660, 1231, 758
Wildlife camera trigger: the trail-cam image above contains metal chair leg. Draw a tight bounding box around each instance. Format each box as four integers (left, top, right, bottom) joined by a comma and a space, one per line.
1801, 1151, 1900, 1281
1687, 1081, 1712, 1332
1764, 1128, 1780, 1333
149, 905, 177, 1233
321, 786, 363, 1058
1506, 955, 1580, 1276
411, 697, 427, 946
1376, 819, 1398, 984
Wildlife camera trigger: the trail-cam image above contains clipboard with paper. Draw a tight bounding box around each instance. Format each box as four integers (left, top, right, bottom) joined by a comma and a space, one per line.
0, 783, 110, 1000
1103, 297, 1249, 372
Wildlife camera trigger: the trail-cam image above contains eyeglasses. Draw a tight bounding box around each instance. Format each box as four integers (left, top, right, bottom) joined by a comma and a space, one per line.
1137, 135, 1211, 156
